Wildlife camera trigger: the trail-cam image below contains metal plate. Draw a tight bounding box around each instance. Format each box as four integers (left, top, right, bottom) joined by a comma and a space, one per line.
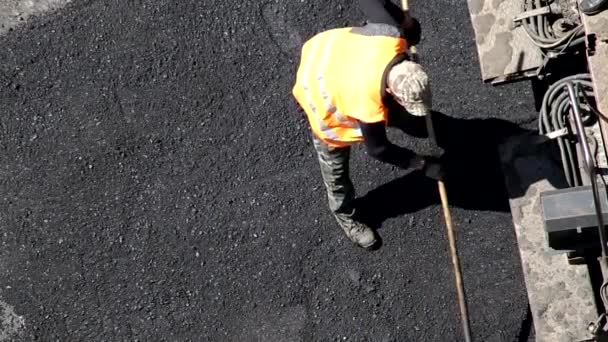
467, 0, 544, 83
500, 135, 597, 342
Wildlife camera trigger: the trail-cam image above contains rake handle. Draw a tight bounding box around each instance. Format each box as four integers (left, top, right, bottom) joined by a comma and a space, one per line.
438, 180, 473, 342
400, 0, 418, 58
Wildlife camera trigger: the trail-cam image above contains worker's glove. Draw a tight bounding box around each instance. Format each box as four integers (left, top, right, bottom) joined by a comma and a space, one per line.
423, 157, 445, 181
412, 155, 445, 181
402, 16, 421, 46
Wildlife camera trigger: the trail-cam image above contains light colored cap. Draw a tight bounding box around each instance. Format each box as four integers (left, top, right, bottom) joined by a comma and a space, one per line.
387, 60, 432, 117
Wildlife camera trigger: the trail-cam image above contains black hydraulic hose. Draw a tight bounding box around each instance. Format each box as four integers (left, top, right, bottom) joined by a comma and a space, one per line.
539, 75, 591, 133
524, 0, 549, 43
550, 92, 575, 185
523, 0, 553, 43
557, 98, 581, 186
537, 0, 549, 39
539, 75, 596, 187
522, 0, 584, 51
553, 86, 596, 186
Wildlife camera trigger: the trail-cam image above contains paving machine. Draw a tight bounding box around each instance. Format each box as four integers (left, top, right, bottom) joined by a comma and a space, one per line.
466, 0, 608, 341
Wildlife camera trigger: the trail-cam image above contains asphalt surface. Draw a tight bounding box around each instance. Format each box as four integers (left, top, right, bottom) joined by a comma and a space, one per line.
0, 0, 72, 35
0, 0, 540, 341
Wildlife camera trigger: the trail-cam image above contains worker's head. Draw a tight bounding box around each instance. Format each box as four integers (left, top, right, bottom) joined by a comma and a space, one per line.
387, 60, 432, 117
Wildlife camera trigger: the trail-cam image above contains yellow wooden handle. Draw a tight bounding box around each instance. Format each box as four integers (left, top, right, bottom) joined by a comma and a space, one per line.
401, 0, 409, 11
438, 180, 473, 342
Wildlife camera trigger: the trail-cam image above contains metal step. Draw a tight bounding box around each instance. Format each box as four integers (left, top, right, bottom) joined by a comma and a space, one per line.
466, 0, 544, 84
500, 134, 598, 342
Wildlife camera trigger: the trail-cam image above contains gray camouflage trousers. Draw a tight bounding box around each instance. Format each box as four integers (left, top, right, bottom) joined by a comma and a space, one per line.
312, 135, 355, 216
310, 106, 421, 219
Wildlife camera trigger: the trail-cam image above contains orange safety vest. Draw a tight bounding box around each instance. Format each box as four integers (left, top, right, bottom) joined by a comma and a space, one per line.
293, 27, 407, 147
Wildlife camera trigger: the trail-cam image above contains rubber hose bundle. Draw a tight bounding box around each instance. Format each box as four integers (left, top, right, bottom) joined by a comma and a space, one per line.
538, 74, 596, 187
522, 0, 585, 53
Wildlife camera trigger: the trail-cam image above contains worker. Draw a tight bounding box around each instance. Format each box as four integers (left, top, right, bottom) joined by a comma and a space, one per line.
292, 0, 444, 249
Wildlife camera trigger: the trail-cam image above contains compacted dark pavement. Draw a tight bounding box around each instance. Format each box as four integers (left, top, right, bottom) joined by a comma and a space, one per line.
0, 0, 539, 340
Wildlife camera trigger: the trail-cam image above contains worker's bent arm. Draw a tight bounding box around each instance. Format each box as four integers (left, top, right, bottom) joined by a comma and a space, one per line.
358, 0, 404, 28
360, 121, 417, 168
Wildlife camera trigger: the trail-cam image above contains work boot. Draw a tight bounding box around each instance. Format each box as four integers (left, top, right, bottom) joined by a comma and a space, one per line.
334, 213, 377, 249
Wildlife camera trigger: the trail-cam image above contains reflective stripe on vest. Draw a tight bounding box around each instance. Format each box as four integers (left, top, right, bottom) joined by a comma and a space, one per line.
301, 31, 361, 141
293, 28, 406, 147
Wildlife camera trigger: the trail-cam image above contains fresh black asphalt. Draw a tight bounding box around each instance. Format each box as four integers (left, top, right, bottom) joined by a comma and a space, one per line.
0, 0, 539, 340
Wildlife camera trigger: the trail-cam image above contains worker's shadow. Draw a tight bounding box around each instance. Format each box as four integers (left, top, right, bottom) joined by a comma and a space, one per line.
354, 109, 561, 230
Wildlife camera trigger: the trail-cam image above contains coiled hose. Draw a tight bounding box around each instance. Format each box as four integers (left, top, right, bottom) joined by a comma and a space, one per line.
538, 74, 596, 187
522, 0, 585, 53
